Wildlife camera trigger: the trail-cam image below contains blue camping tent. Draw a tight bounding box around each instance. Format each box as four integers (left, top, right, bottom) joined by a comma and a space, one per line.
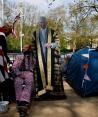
66, 47, 98, 96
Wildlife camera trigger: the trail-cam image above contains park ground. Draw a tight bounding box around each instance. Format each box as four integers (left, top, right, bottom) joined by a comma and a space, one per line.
0, 81, 98, 117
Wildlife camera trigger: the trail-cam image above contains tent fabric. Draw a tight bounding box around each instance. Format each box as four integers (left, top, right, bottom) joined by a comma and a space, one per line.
66, 47, 98, 96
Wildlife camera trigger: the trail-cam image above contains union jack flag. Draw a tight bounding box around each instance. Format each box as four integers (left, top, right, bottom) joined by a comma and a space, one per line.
12, 13, 20, 38
0, 46, 9, 82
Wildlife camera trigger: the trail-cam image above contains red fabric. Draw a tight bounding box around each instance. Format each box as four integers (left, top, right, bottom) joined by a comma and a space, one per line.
83, 64, 89, 70
23, 44, 32, 51
0, 27, 6, 33
0, 26, 17, 37
0, 49, 4, 56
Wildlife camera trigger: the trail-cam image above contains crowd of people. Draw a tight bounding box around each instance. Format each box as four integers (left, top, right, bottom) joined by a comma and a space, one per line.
0, 16, 68, 117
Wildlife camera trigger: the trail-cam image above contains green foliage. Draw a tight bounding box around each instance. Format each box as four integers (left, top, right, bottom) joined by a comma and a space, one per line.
75, 36, 90, 49
47, 18, 67, 51
7, 36, 20, 52
7, 23, 36, 52
60, 38, 67, 51
68, 0, 98, 50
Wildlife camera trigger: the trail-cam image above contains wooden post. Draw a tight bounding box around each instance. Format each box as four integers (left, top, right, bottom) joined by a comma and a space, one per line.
19, 0, 24, 52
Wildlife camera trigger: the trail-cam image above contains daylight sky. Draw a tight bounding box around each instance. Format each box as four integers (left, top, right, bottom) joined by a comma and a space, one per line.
7, 0, 74, 12
0, 0, 75, 22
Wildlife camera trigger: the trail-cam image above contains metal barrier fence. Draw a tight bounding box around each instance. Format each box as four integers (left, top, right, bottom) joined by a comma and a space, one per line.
8, 53, 22, 63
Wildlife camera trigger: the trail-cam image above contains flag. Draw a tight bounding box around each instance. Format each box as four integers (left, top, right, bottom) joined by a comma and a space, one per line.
14, 13, 20, 24
12, 13, 20, 38
0, 46, 9, 82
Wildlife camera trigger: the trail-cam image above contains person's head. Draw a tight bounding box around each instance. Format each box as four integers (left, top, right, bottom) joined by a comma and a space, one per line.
2, 22, 13, 36
22, 44, 32, 55
38, 16, 47, 29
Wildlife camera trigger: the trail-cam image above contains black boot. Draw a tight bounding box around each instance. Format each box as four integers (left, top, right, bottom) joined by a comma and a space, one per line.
20, 111, 26, 117
16, 101, 21, 112
18, 101, 29, 117
19, 106, 28, 117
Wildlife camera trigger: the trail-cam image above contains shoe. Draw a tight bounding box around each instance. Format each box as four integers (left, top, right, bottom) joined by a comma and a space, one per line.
20, 111, 26, 117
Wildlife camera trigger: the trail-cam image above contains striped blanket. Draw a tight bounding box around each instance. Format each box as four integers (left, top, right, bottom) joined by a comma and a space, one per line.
0, 46, 9, 82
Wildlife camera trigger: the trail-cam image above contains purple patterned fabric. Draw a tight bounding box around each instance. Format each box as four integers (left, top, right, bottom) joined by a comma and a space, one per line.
12, 54, 34, 103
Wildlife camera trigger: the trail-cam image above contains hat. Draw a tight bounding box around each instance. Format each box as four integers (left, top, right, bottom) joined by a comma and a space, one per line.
22, 44, 32, 52
1, 22, 15, 36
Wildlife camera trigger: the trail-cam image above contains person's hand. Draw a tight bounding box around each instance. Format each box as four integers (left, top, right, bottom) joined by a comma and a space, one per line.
44, 43, 51, 48
18, 74, 25, 79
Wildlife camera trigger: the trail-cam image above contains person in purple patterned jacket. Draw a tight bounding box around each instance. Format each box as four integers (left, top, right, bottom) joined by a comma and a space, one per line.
12, 44, 34, 117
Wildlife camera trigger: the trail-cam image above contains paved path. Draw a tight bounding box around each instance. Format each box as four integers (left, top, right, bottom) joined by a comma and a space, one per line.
0, 82, 98, 117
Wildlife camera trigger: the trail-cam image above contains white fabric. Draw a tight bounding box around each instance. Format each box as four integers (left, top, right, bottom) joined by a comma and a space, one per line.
0, 32, 6, 37
84, 73, 91, 81
51, 42, 58, 49
81, 54, 89, 58
0, 56, 3, 66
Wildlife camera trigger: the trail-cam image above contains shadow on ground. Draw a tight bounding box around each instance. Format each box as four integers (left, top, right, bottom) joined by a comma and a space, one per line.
0, 81, 98, 117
